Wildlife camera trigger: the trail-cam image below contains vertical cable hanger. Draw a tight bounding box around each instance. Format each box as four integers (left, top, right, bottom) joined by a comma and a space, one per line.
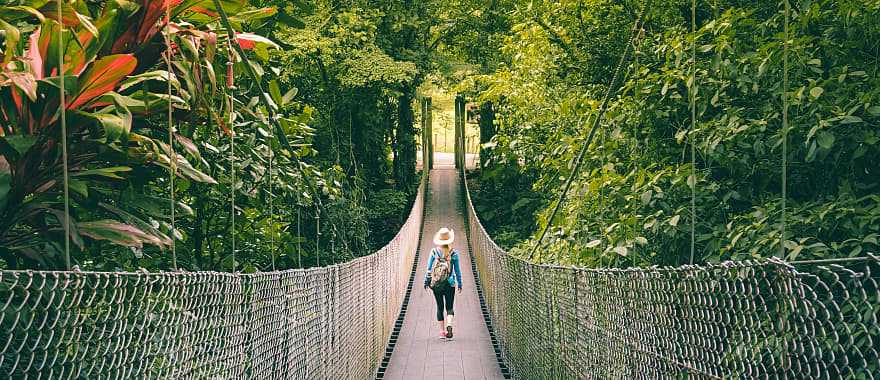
296, 191, 302, 268
315, 211, 321, 267
630, 26, 644, 263
163, 2, 178, 270
227, 41, 237, 271
56, 0, 71, 270
597, 120, 607, 267
689, 0, 698, 265
264, 111, 276, 271
780, 0, 790, 258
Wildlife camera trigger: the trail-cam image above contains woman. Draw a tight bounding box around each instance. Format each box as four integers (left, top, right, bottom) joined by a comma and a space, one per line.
424, 227, 463, 338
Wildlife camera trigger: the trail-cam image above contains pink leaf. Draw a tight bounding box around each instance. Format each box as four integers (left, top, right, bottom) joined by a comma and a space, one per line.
26, 28, 44, 80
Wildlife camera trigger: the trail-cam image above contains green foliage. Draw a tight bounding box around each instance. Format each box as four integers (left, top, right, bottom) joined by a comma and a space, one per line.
473, 0, 880, 266
365, 188, 410, 249
467, 162, 542, 250
0, 0, 373, 271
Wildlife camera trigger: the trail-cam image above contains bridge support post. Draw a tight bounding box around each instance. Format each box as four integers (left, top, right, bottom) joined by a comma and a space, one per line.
421, 98, 426, 171
454, 94, 465, 169
426, 97, 433, 169
421, 97, 434, 170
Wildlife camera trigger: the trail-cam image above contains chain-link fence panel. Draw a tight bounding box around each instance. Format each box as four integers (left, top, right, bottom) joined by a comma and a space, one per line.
0, 179, 425, 379
462, 171, 879, 379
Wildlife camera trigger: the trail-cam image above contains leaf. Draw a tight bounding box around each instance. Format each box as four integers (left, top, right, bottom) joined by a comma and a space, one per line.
816, 131, 834, 150
669, 215, 681, 227
175, 134, 202, 160
87, 92, 133, 143
71, 166, 132, 180
0, 172, 10, 210
118, 70, 180, 92
91, 113, 132, 143
585, 239, 602, 248
0, 18, 21, 64
640, 190, 652, 205
809, 86, 824, 99
805, 140, 818, 162
25, 28, 44, 80
867, 106, 880, 116
0, 6, 45, 23
228, 7, 277, 23
98, 202, 172, 247
166, 151, 217, 184
0, 135, 38, 155
77, 220, 154, 248
634, 236, 648, 245
68, 179, 89, 197
67, 54, 137, 110
74, 10, 100, 39
5, 72, 39, 102
840, 115, 863, 124
613, 246, 628, 256
282, 87, 298, 105
235, 32, 279, 50
268, 79, 282, 106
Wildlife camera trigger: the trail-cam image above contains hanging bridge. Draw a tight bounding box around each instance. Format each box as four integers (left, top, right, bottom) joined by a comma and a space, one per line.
1, 149, 878, 379
2, 0, 878, 378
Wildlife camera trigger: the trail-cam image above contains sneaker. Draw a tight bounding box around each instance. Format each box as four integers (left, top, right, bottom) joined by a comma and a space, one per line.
439, 330, 447, 339
446, 325, 453, 339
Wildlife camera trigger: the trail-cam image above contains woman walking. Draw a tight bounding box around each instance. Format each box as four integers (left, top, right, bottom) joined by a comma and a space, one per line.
424, 227, 463, 338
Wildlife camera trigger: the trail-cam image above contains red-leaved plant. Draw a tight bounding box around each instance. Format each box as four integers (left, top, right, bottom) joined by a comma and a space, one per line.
0, 0, 276, 268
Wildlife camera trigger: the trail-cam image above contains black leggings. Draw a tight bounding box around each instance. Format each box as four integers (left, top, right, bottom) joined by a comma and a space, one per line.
432, 286, 455, 321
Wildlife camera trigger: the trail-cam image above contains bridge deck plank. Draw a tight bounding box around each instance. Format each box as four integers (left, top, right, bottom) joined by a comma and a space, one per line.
384, 167, 504, 380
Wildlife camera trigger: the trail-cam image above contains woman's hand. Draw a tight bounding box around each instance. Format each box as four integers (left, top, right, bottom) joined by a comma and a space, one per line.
457, 287, 463, 294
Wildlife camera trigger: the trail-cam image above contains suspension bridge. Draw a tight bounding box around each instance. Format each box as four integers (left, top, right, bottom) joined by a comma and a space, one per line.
1, 144, 878, 379
0, 2, 878, 377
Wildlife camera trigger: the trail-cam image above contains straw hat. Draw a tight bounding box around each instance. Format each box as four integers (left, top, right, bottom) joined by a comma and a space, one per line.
433, 227, 455, 246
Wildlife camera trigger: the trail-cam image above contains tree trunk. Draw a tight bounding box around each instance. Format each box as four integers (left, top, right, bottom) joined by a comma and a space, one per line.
394, 86, 417, 190
479, 101, 496, 169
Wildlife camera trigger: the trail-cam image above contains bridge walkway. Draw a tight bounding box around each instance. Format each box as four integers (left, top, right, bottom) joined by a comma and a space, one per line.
382, 166, 504, 380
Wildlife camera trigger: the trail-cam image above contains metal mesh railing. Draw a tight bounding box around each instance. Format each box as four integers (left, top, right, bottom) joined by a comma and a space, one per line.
0, 178, 424, 379
461, 172, 879, 379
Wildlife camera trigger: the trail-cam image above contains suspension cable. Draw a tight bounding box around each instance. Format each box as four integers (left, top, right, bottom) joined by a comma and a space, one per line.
780, 0, 790, 258
163, 3, 178, 270
689, 0, 697, 264
56, 0, 71, 270
529, 0, 651, 261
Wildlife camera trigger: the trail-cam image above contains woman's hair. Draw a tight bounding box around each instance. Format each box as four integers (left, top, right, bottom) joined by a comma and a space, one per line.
441, 244, 451, 251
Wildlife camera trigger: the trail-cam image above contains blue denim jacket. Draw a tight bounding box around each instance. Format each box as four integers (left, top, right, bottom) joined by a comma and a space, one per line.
424, 248, 463, 289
